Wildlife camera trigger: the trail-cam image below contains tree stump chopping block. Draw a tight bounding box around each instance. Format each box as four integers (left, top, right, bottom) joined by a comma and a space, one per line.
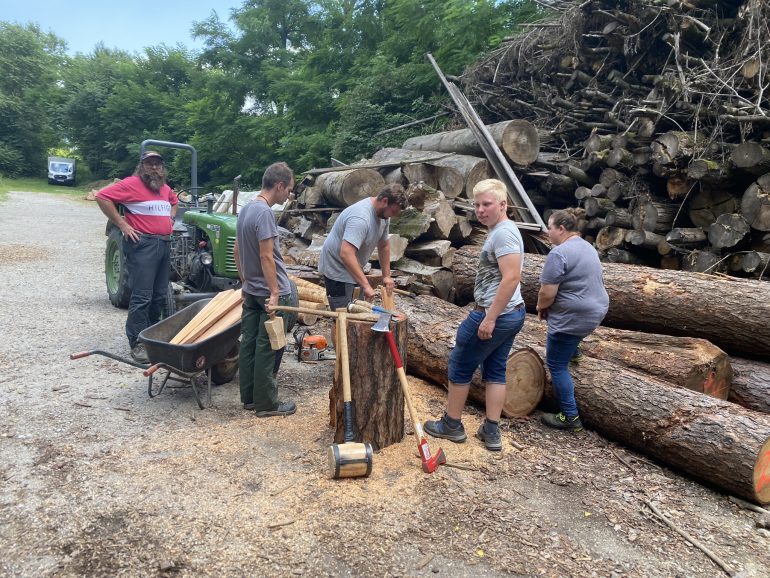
330, 317, 406, 451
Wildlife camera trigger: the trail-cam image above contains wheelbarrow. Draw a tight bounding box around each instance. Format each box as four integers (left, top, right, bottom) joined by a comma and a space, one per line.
70, 298, 241, 409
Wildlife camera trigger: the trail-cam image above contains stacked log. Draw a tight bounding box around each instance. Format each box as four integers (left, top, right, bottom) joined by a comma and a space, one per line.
396, 294, 770, 505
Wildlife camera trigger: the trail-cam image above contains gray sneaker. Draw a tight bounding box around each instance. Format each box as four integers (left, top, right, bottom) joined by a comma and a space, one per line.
423, 415, 467, 443
130, 343, 149, 364
476, 422, 502, 451
255, 401, 296, 417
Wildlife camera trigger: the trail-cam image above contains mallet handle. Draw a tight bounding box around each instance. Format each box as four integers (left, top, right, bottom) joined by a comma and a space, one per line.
339, 312, 355, 443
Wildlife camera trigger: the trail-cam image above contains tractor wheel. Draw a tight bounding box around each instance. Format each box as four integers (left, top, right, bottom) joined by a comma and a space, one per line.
105, 227, 131, 308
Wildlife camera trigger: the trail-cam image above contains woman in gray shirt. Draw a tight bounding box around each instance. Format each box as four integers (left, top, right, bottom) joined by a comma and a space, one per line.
536, 208, 609, 431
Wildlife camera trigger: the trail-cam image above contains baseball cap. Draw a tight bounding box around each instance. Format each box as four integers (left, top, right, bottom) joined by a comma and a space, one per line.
141, 151, 164, 162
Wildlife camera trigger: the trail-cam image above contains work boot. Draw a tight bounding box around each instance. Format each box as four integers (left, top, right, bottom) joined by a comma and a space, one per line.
476, 420, 502, 451
130, 343, 149, 364
423, 414, 467, 443
243, 403, 255, 410
255, 401, 296, 417
541, 412, 584, 432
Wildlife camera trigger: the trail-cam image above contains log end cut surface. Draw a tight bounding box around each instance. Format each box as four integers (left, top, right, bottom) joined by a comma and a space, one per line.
502, 347, 545, 417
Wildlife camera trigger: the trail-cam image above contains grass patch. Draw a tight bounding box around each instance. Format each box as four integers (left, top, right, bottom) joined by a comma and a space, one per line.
0, 176, 114, 203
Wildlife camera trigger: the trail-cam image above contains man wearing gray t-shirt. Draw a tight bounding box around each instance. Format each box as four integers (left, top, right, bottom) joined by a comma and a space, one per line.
319, 184, 408, 309
234, 162, 297, 417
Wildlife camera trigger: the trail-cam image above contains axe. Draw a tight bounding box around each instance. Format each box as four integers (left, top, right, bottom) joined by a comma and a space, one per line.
372, 311, 446, 473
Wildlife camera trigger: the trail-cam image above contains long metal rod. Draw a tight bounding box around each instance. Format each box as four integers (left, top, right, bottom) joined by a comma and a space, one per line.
425, 54, 546, 232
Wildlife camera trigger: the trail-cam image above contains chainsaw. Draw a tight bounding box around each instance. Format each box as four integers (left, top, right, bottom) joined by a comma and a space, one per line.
292, 328, 335, 362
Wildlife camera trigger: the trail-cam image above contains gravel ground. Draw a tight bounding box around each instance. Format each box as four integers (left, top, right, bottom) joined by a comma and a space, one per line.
1, 191, 769, 578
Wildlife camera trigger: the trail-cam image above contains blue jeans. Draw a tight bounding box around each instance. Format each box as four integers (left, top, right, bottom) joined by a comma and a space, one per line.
546, 332, 583, 417
123, 236, 170, 348
448, 306, 526, 384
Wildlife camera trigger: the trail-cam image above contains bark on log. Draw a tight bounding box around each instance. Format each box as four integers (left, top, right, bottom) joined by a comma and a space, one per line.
741, 174, 770, 232
605, 208, 633, 228
395, 295, 545, 417
316, 169, 385, 207
402, 120, 540, 166
454, 248, 770, 357
729, 357, 770, 414
330, 318, 406, 451
632, 199, 678, 233
625, 229, 665, 251
396, 296, 770, 504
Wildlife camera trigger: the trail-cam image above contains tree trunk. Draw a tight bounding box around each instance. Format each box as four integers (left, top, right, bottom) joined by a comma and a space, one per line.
394, 295, 770, 504
316, 169, 385, 207
395, 295, 545, 417
330, 318, 406, 451
402, 120, 540, 166
729, 357, 770, 414
454, 248, 770, 357
741, 174, 770, 232
558, 355, 770, 505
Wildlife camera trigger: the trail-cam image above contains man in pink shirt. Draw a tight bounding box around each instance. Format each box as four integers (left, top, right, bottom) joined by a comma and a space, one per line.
96, 151, 178, 363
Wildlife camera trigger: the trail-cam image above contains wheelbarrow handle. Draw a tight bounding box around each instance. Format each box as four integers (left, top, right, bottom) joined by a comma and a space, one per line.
70, 351, 93, 360
143, 364, 162, 377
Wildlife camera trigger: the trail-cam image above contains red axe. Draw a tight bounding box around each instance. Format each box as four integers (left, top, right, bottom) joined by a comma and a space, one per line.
372, 311, 446, 473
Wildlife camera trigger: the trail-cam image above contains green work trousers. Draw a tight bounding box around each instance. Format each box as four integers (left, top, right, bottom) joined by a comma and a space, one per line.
239, 293, 291, 411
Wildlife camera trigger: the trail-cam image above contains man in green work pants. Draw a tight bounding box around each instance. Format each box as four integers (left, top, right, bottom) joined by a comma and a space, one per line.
234, 162, 296, 417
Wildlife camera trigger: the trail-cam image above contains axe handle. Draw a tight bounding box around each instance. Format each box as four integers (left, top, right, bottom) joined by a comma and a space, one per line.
383, 330, 425, 441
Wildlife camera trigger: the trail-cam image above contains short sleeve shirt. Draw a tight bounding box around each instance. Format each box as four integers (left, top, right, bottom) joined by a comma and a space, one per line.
236, 199, 290, 297
96, 175, 177, 235
474, 220, 524, 314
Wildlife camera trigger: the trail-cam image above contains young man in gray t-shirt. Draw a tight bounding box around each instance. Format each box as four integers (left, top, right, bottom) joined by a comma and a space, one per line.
424, 179, 526, 452
318, 184, 407, 309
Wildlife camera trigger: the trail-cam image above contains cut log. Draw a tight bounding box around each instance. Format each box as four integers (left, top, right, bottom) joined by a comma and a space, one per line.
560, 163, 594, 186
405, 240, 455, 268
687, 159, 732, 185
607, 148, 634, 169
605, 207, 633, 228
388, 208, 432, 241
738, 251, 770, 275
395, 295, 545, 417
732, 143, 770, 176
660, 254, 681, 269
425, 199, 457, 239
606, 248, 645, 265
666, 227, 708, 247
402, 120, 540, 166
584, 197, 616, 217
625, 229, 665, 251
316, 168, 385, 207
429, 154, 491, 198
681, 250, 723, 274
595, 226, 629, 252
296, 284, 328, 305
448, 214, 473, 244
396, 296, 770, 504
688, 186, 737, 227
741, 174, 770, 231
541, 173, 577, 197
392, 258, 454, 300
556, 354, 770, 505
666, 175, 691, 200
455, 248, 770, 357
330, 318, 406, 451
708, 213, 751, 249
371, 234, 408, 263
729, 357, 770, 414
632, 199, 678, 233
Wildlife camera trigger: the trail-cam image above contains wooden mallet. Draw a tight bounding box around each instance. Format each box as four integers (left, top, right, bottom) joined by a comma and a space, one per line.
327, 310, 373, 478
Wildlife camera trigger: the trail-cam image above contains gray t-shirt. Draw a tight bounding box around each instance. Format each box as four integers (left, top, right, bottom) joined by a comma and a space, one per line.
319, 197, 389, 283
474, 220, 525, 314
236, 199, 290, 297
539, 236, 609, 336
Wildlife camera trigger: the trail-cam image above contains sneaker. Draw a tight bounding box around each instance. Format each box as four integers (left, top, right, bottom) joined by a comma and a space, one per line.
423, 415, 467, 443
130, 343, 149, 364
476, 422, 502, 451
541, 412, 583, 431
255, 401, 296, 417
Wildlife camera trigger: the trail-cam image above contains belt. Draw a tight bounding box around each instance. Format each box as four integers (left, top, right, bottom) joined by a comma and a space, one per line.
140, 233, 171, 241
473, 302, 524, 313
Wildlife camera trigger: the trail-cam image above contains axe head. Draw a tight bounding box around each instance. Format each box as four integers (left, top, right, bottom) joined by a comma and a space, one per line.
371, 311, 391, 333
419, 439, 446, 474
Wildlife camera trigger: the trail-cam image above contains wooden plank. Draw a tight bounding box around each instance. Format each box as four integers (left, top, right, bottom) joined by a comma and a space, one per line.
194, 303, 243, 343
170, 290, 233, 344
180, 290, 243, 344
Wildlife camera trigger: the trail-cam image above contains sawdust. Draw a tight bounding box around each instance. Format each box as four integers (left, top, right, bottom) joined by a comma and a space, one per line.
2, 192, 770, 577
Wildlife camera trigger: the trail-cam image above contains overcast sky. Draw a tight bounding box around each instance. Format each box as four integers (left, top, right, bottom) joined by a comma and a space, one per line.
3, 0, 240, 55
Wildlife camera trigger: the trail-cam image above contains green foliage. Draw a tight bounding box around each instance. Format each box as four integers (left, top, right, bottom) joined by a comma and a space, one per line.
8, 1, 544, 187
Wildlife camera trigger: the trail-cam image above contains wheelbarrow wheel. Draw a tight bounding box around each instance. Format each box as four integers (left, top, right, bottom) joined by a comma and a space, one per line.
211, 344, 239, 385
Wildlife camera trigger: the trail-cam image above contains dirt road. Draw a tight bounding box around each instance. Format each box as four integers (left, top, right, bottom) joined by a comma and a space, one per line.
1, 192, 768, 577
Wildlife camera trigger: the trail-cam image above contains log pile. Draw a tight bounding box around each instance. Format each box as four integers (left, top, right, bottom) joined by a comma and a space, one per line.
396, 294, 770, 505
454, 0, 770, 279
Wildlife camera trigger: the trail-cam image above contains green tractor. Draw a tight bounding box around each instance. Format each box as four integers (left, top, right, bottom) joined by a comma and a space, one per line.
103, 140, 298, 382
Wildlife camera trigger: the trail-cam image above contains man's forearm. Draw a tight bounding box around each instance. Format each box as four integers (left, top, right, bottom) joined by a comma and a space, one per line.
260, 254, 279, 295
378, 242, 391, 278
